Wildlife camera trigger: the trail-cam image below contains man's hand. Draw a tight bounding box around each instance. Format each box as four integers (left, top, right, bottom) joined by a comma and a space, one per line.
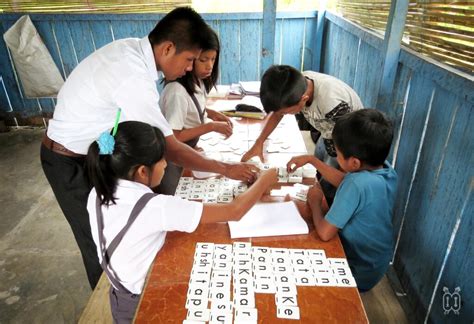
224, 162, 260, 183
286, 154, 313, 173
241, 142, 265, 163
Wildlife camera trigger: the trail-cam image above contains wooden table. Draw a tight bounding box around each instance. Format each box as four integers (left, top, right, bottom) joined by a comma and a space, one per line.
134, 111, 368, 323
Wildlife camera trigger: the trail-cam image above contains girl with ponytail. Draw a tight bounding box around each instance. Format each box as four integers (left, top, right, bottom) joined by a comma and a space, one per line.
86, 120, 278, 323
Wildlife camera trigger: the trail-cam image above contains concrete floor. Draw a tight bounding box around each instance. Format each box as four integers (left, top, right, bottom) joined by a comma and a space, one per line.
0, 128, 408, 323
0, 128, 90, 324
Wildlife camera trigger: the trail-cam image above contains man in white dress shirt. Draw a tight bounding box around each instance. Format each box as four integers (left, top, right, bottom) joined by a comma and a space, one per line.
40, 7, 258, 289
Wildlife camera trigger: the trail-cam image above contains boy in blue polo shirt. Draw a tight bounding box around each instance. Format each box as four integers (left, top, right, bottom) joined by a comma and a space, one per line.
287, 108, 397, 291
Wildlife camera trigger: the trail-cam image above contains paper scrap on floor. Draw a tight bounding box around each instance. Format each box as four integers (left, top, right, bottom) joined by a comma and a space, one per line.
228, 201, 308, 238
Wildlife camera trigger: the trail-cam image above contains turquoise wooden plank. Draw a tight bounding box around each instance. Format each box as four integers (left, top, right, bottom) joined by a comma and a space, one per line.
338, 28, 359, 87
303, 17, 317, 71
240, 20, 261, 81
280, 19, 305, 69
0, 76, 12, 113
321, 21, 335, 75
205, 20, 221, 84
394, 90, 470, 322
35, 21, 65, 79
0, 12, 316, 22
219, 20, 240, 84
331, 23, 343, 79
430, 185, 473, 323
110, 20, 148, 40
313, 10, 324, 72
34, 20, 64, 113
391, 73, 434, 250
377, 0, 409, 109
1, 20, 38, 114
395, 93, 474, 320
273, 19, 282, 65
353, 42, 383, 107
52, 21, 78, 78
399, 49, 474, 105
261, 0, 276, 76
89, 21, 114, 50
384, 64, 412, 163
68, 21, 96, 63
325, 11, 383, 50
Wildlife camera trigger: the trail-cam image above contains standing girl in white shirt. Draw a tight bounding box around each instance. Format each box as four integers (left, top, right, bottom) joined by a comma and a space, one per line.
86, 120, 277, 323
160, 28, 232, 148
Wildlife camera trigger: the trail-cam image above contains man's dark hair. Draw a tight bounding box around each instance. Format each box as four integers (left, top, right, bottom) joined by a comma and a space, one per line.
177, 27, 220, 95
149, 7, 208, 53
332, 109, 394, 167
260, 65, 307, 113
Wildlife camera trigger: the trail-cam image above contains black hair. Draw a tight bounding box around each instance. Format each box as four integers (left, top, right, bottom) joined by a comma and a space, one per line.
176, 27, 220, 95
260, 65, 307, 113
148, 6, 209, 53
332, 109, 394, 167
87, 121, 166, 206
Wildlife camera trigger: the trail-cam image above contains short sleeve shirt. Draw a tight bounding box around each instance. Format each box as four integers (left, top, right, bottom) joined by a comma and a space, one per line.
160, 80, 208, 130
302, 71, 363, 139
87, 180, 203, 294
47, 37, 173, 154
325, 162, 397, 290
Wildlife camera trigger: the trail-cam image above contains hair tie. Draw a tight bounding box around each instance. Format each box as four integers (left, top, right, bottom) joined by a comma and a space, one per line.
97, 108, 122, 155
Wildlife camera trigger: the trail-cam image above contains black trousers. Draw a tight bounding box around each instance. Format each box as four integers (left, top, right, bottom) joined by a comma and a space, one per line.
40, 144, 102, 289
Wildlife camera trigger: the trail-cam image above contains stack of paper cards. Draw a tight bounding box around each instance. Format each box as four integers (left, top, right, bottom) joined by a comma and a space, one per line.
175, 177, 247, 203
270, 183, 310, 201
185, 242, 357, 322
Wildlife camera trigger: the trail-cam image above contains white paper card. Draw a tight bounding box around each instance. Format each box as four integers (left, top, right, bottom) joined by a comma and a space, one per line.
228, 202, 308, 239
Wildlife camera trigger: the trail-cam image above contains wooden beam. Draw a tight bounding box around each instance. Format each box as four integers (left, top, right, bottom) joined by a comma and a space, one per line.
376, 0, 409, 109
314, 6, 326, 72
261, 0, 276, 77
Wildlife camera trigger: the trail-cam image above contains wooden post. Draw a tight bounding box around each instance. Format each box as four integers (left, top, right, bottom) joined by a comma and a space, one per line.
261, 0, 276, 77
376, 0, 409, 109
314, 5, 326, 72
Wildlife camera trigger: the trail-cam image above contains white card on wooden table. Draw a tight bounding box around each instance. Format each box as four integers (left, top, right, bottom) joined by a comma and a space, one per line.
276, 284, 297, 295
209, 311, 233, 324
233, 292, 255, 308
185, 296, 208, 309
335, 275, 357, 287
275, 293, 298, 307
277, 305, 300, 320
211, 300, 233, 313
234, 307, 258, 322
186, 308, 210, 322
228, 202, 308, 239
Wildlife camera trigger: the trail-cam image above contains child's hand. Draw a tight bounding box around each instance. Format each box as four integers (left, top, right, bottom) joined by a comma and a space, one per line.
307, 181, 324, 205
213, 111, 233, 128
258, 168, 278, 186
241, 143, 265, 162
212, 121, 233, 138
287, 155, 312, 173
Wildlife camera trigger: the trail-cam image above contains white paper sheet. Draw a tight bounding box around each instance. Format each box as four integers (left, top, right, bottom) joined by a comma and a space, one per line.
228, 202, 308, 239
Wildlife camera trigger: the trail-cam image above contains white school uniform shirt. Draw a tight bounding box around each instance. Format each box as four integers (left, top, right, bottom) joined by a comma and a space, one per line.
302, 71, 363, 139
87, 179, 203, 294
47, 37, 172, 154
159, 80, 208, 130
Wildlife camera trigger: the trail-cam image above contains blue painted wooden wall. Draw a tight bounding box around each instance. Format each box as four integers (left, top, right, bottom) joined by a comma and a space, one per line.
0, 12, 317, 124
322, 11, 473, 323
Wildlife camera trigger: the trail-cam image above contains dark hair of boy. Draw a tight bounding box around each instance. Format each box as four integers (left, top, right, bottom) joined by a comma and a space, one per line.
148, 6, 208, 53
177, 27, 220, 95
332, 109, 394, 167
87, 121, 166, 206
260, 65, 307, 113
